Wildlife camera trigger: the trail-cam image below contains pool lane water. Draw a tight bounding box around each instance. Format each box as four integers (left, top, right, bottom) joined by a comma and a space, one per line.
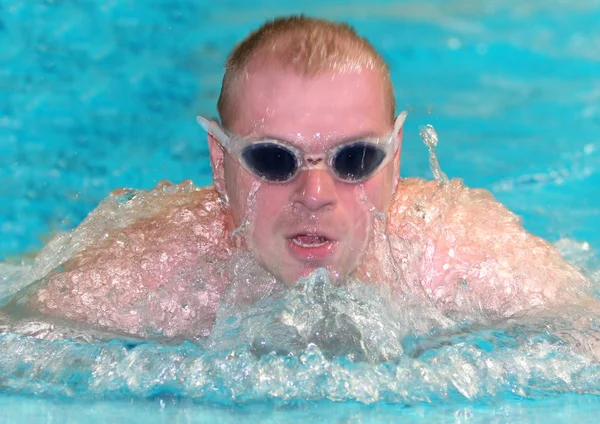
1, 0, 598, 258
1, 0, 600, 422
1, 393, 600, 424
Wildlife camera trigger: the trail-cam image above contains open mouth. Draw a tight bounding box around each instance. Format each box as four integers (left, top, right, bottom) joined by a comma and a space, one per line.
287, 232, 337, 262
291, 235, 330, 248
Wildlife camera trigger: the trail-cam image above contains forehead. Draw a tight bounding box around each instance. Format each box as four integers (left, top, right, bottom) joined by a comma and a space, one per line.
229, 60, 390, 146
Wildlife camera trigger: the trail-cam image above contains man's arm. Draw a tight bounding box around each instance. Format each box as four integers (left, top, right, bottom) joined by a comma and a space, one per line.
26, 182, 232, 339
388, 178, 592, 315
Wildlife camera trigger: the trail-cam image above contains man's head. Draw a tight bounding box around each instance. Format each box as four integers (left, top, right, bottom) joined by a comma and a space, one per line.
206, 16, 402, 284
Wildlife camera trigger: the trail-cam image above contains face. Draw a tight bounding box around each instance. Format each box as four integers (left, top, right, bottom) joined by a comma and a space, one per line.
209, 59, 401, 284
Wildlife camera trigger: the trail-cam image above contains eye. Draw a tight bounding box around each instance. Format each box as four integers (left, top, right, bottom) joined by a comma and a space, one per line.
241, 143, 298, 182
332, 143, 386, 181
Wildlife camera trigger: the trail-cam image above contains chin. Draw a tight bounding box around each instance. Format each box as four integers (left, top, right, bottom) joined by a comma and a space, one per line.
269, 265, 320, 286
279, 268, 315, 286
259, 247, 357, 285
281, 264, 350, 286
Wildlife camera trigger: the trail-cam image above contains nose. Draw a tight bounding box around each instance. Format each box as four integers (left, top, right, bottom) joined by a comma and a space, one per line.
291, 169, 338, 212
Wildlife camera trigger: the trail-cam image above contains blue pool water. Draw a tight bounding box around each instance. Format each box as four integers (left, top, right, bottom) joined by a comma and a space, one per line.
1, 0, 600, 422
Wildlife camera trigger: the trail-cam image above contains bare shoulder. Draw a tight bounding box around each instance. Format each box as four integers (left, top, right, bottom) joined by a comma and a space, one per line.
385, 178, 591, 313
387, 177, 521, 238
28, 181, 232, 339
389, 177, 502, 216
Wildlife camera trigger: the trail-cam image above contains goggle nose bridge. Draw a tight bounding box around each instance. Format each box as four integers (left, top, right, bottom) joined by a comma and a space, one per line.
299, 153, 328, 171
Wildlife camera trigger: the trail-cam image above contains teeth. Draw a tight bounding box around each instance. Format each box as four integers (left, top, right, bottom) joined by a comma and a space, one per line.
292, 235, 329, 247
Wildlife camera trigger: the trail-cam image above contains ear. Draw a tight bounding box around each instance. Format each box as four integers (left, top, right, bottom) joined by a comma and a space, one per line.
208, 133, 227, 198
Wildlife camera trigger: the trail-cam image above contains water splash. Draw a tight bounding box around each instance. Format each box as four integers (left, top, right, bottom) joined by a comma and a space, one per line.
209, 269, 408, 363
1, 182, 600, 405
419, 124, 449, 183
230, 181, 262, 245
1, 264, 600, 404
355, 183, 403, 287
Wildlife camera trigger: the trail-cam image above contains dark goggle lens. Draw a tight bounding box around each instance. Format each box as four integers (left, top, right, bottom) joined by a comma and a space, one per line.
332, 142, 386, 181
241, 143, 298, 182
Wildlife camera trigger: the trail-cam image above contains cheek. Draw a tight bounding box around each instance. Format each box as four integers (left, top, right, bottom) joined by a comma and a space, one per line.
224, 159, 257, 225
362, 166, 396, 211
336, 188, 371, 237
249, 187, 293, 241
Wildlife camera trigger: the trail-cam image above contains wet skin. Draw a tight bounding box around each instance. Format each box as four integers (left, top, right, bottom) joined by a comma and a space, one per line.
209, 62, 399, 285
27, 179, 592, 339
27, 65, 593, 339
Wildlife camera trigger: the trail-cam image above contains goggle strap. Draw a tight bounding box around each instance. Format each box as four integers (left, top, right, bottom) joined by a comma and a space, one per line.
197, 116, 231, 150
394, 111, 408, 136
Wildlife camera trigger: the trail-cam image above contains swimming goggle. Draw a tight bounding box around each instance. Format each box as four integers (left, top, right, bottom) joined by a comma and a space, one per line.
197, 111, 407, 184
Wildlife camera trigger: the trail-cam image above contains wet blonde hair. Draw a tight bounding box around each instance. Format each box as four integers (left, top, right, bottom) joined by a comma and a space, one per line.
217, 15, 395, 127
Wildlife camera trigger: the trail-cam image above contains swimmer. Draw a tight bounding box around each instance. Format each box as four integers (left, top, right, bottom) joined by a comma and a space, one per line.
22, 16, 595, 339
